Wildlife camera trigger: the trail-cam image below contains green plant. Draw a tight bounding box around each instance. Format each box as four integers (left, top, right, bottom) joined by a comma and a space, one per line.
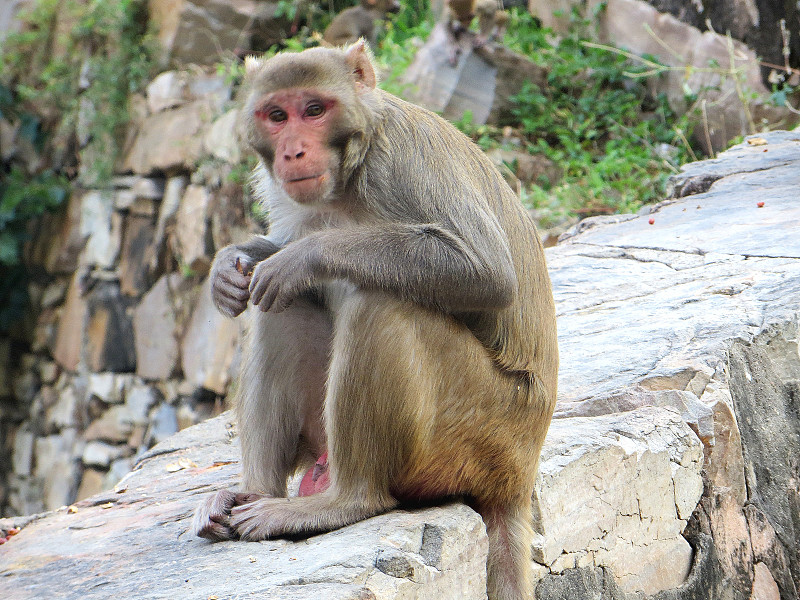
2, 0, 156, 186
504, 9, 697, 223
0, 167, 67, 332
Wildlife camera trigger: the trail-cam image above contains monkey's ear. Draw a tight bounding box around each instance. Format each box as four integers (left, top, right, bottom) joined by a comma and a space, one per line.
244, 55, 263, 78
344, 39, 377, 90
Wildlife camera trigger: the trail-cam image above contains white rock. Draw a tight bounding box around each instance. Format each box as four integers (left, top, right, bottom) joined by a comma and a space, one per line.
12, 428, 35, 477
146, 71, 187, 113
79, 190, 121, 269
126, 384, 161, 425
532, 407, 704, 595
82, 440, 129, 469
204, 109, 240, 163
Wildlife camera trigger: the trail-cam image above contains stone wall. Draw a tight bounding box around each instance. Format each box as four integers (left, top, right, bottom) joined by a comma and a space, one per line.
0, 65, 256, 516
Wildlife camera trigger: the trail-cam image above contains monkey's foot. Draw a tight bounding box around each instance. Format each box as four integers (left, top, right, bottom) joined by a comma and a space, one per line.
193, 489, 265, 541
230, 492, 397, 541
298, 452, 330, 496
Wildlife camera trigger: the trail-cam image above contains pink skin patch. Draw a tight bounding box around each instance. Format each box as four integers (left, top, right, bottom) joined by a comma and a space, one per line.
298, 452, 330, 496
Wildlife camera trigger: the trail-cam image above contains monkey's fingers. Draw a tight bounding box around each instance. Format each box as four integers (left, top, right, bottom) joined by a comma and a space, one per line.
249, 270, 278, 312
193, 490, 239, 542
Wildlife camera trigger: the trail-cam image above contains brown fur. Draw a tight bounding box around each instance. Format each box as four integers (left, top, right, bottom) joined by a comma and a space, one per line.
193, 42, 558, 600
322, 0, 400, 48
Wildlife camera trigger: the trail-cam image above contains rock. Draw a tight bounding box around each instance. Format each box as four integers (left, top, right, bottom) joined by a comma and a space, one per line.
79, 190, 122, 270
76, 468, 107, 502
27, 189, 86, 275
52, 273, 88, 372
147, 402, 179, 445
83, 405, 136, 444
148, 0, 289, 66
532, 407, 703, 595
133, 273, 192, 380
104, 457, 135, 490
751, 562, 780, 600
86, 372, 124, 405
149, 175, 187, 275
4, 132, 800, 598
126, 384, 161, 425
181, 276, 240, 395
0, 414, 488, 599
45, 384, 81, 431
527, 0, 800, 153
204, 109, 241, 163
40, 281, 67, 309
33, 430, 82, 510
121, 99, 213, 175
744, 504, 798, 599
85, 282, 137, 373
12, 428, 34, 477
174, 184, 213, 275
403, 22, 547, 126
146, 71, 188, 113
119, 213, 156, 297
82, 440, 129, 469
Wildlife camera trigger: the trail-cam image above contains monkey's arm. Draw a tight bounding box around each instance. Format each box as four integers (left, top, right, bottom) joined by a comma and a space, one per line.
249, 217, 517, 314
211, 237, 281, 317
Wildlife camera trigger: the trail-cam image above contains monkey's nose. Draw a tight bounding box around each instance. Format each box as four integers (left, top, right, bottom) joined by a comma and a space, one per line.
285, 150, 305, 161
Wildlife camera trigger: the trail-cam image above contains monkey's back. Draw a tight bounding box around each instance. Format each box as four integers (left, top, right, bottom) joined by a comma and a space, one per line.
359, 92, 558, 399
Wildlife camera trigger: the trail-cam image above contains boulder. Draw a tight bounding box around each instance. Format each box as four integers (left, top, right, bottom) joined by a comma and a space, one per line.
2, 132, 800, 599
121, 99, 215, 175
402, 22, 547, 126
148, 0, 290, 67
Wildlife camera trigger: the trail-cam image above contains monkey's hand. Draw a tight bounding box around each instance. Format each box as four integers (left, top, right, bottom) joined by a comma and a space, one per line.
193, 490, 266, 541
249, 240, 319, 313
210, 239, 280, 318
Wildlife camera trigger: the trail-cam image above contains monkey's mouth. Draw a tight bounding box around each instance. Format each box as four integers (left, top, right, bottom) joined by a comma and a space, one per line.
283, 173, 329, 202
288, 173, 325, 183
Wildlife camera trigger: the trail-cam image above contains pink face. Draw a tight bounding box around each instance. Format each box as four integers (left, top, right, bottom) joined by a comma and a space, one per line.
255, 89, 340, 205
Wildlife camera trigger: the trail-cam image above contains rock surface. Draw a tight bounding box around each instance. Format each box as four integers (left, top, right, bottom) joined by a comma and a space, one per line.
2, 131, 800, 600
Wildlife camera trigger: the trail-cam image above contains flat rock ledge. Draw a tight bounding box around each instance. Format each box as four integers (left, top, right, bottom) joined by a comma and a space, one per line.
2, 131, 799, 600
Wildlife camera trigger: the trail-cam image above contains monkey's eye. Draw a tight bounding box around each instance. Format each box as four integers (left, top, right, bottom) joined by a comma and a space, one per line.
267, 109, 288, 123
305, 103, 325, 118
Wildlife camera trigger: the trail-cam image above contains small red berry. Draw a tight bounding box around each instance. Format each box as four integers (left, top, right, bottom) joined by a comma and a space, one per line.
757, 201, 765, 208
648, 217, 655, 225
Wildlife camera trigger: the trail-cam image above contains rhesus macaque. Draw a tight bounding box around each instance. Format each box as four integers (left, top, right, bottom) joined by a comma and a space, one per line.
322, 0, 400, 48
445, 0, 506, 64
475, 0, 508, 45
193, 41, 558, 600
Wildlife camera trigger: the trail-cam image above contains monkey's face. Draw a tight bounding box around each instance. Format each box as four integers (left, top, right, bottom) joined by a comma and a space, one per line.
253, 89, 342, 206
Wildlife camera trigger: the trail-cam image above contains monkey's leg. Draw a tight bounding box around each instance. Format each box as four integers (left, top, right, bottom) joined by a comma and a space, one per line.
237, 297, 332, 496
194, 299, 332, 540
228, 290, 446, 539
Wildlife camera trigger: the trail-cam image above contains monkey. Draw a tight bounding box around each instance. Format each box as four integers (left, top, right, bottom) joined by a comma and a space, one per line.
322, 0, 401, 48
192, 41, 558, 600
444, 0, 506, 64
475, 0, 508, 46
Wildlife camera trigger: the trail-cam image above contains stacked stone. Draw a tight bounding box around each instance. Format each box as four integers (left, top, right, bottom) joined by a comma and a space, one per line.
0, 67, 254, 516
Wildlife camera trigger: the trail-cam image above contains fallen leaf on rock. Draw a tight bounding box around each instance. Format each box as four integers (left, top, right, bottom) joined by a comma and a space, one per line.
68, 506, 78, 514
100, 503, 114, 509
747, 137, 768, 146
166, 457, 199, 472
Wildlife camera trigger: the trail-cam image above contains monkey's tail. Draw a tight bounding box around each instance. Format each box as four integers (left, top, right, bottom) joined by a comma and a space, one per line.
479, 496, 534, 600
